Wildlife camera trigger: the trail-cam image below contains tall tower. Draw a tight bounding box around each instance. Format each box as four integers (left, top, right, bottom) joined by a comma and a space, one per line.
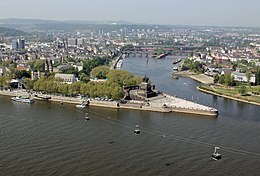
18, 39, 25, 49
49, 59, 53, 72
12, 40, 18, 50
45, 59, 49, 72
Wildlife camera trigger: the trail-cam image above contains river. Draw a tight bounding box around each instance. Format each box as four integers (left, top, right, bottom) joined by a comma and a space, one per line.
0, 56, 260, 175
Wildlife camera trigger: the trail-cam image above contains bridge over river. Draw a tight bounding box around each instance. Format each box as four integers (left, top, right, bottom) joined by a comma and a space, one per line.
123, 45, 203, 57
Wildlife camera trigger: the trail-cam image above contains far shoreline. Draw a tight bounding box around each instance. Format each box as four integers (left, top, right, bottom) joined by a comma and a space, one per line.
174, 71, 260, 106
197, 86, 260, 106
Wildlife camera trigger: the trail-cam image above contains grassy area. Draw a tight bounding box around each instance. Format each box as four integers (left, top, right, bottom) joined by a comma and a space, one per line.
199, 85, 260, 104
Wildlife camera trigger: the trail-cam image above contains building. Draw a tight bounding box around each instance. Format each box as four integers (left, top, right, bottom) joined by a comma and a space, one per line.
12, 40, 18, 49
44, 59, 53, 73
231, 71, 256, 84
73, 62, 83, 72
68, 38, 77, 46
55, 74, 77, 84
31, 71, 45, 80
18, 39, 25, 49
12, 39, 25, 50
77, 38, 84, 46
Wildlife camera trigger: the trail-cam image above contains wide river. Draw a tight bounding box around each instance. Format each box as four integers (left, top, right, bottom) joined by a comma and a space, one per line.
1, 56, 260, 176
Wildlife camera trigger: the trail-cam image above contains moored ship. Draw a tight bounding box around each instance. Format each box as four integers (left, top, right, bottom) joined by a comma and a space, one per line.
11, 95, 34, 104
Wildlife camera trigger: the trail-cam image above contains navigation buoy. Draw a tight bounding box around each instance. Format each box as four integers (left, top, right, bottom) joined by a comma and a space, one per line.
212, 147, 222, 160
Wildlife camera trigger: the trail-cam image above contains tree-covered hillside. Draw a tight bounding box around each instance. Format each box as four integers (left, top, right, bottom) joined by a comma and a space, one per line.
0, 27, 27, 36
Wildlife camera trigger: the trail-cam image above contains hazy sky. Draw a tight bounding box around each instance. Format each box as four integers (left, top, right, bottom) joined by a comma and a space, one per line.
1, 0, 260, 27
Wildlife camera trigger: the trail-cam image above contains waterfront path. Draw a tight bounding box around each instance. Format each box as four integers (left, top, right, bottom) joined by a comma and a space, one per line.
0, 89, 218, 116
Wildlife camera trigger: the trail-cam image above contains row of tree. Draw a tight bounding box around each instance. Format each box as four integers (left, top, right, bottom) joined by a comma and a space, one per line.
213, 73, 236, 86
21, 68, 142, 100
181, 59, 205, 73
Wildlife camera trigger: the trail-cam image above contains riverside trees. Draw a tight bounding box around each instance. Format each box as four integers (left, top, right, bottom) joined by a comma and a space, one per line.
32, 69, 141, 100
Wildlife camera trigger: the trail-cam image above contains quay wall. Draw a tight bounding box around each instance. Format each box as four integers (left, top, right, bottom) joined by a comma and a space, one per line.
0, 90, 217, 116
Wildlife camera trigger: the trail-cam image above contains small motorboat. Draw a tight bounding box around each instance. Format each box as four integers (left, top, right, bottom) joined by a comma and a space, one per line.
76, 102, 87, 108
134, 125, 140, 134
212, 147, 221, 160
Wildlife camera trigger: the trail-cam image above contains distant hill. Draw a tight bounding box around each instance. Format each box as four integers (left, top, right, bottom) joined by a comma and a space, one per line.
0, 18, 137, 25
0, 27, 27, 36
0, 18, 151, 32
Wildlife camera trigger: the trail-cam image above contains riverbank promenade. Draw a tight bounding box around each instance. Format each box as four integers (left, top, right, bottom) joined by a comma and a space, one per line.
0, 89, 218, 116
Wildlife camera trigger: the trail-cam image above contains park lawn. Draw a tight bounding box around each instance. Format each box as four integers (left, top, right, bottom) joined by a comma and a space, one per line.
213, 85, 238, 96
248, 86, 260, 92
199, 85, 260, 104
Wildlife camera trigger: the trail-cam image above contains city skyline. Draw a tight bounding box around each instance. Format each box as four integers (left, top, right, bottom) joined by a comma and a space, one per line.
0, 0, 260, 27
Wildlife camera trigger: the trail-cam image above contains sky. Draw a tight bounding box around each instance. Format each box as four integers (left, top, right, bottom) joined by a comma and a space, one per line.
1, 0, 260, 27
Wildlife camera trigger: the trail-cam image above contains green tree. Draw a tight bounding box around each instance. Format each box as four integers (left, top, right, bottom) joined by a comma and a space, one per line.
23, 78, 34, 91
0, 74, 12, 88
58, 83, 69, 95
90, 66, 109, 79
79, 73, 90, 83
256, 68, 260, 85
107, 70, 134, 86
219, 74, 225, 84
46, 80, 58, 94
213, 74, 219, 83
246, 71, 252, 86
14, 70, 31, 79
68, 81, 83, 95
33, 59, 45, 72
224, 73, 232, 86
238, 85, 247, 95
33, 76, 48, 92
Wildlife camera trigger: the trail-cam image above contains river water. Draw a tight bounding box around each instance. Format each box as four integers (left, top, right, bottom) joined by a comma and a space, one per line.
0, 56, 260, 176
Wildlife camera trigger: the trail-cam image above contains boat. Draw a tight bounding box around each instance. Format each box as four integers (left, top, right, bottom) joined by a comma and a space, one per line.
85, 113, 90, 121
76, 102, 87, 108
172, 67, 178, 71
172, 58, 181, 64
11, 95, 34, 103
116, 59, 123, 69
134, 125, 140, 134
35, 94, 51, 100
212, 147, 222, 160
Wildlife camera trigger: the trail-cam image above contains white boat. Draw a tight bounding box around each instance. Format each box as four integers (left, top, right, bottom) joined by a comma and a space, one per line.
11, 95, 34, 103
172, 67, 178, 71
76, 102, 87, 108
85, 113, 90, 121
116, 60, 123, 69
134, 125, 140, 134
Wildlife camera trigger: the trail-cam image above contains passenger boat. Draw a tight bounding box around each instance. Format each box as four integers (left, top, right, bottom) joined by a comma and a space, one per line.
11, 95, 34, 103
